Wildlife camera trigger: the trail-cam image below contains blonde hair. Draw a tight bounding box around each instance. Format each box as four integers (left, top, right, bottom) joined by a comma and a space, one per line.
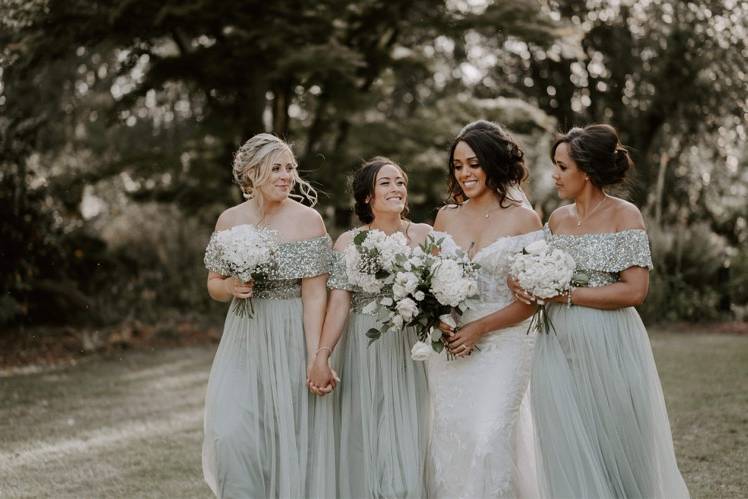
232, 133, 318, 207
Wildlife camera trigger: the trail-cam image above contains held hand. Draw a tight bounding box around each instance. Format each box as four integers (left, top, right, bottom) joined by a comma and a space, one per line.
307, 356, 338, 396
446, 321, 483, 357
507, 276, 535, 305
225, 277, 254, 299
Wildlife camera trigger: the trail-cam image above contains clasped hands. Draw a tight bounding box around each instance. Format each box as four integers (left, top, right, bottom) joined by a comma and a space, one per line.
307, 353, 340, 396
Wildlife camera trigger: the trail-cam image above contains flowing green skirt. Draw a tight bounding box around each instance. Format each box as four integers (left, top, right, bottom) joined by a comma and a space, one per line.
202, 297, 335, 499
333, 311, 429, 498
531, 304, 689, 499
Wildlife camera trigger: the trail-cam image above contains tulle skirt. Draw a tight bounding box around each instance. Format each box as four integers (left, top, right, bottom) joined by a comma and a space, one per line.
531, 304, 689, 499
333, 311, 429, 499
202, 297, 335, 499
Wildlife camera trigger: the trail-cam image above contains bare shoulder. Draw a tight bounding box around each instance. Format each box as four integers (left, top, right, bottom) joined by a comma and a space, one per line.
407, 222, 433, 244
287, 201, 327, 239
547, 204, 574, 232
333, 229, 357, 252
434, 203, 460, 230
214, 202, 250, 231
609, 197, 646, 231
509, 204, 542, 232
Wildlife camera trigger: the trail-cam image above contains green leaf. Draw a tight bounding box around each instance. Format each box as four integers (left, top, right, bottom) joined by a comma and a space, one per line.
365, 328, 381, 340
353, 231, 368, 246
432, 341, 444, 353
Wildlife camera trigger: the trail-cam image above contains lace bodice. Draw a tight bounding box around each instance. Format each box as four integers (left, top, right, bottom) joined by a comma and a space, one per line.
204, 228, 331, 299
545, 225, 653, 287
463, 230, 545, 312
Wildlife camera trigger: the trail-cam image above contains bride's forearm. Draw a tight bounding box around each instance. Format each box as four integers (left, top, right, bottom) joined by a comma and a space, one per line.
473, 301, 537, 335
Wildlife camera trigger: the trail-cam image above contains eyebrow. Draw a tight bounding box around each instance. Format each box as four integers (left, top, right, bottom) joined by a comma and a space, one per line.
453, 155, 478, 162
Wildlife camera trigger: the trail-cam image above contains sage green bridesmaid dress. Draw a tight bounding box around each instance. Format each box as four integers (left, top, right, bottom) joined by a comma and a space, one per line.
328, 250, 429, 499
531, 226, 689, 499
202, 231, 335, 499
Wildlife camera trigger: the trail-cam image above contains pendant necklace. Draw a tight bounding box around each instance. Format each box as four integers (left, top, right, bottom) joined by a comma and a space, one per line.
575, 194, 607, 227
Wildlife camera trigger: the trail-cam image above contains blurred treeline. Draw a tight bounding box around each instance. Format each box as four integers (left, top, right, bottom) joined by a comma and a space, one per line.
1, 0, 746, 330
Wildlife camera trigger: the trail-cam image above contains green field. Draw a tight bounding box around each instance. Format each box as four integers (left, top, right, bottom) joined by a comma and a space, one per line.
1, 330, 745, 498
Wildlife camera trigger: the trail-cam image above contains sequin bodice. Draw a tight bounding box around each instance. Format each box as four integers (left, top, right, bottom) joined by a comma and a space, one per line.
545, 226, 653, 287
205, 229, 331, 299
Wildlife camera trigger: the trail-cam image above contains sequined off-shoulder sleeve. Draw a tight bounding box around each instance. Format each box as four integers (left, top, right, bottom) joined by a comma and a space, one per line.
327, 251, 354, 291
610, 229, 653, 271
204, 232, 230, 276
269, 235, 332, 280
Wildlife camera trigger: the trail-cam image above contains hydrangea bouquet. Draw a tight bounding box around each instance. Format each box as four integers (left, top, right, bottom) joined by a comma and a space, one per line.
509, 239, 575, 334
212, 225, 278, 318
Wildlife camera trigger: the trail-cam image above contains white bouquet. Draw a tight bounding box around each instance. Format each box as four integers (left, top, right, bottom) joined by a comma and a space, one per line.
510, 239, 575, 334
365, 232, 480, 360
212, 225, 278, 317
344, 229, 411, 294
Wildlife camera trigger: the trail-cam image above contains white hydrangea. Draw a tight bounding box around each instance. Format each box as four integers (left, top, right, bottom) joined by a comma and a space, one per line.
430, 259, 476, 307
510, 244, 575, 301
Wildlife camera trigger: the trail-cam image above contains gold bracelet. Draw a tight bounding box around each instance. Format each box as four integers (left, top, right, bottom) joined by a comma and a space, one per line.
566, 288, 574, 308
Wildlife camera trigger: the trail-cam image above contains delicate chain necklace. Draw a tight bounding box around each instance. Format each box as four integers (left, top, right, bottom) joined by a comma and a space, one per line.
575, 194, 607, 227
480, 203, 503, 219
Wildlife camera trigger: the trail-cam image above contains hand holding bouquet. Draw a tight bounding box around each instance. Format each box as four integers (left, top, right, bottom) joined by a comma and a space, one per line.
510, 239, 575, 334
211, 225, 278, 317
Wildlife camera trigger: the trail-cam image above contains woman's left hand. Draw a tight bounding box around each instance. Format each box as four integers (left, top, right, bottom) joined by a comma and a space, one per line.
446, 321, 483, 357
507, 276, 535, 305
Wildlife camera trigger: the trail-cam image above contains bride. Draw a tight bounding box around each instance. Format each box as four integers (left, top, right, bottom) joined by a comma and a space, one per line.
427, 120, 542, 499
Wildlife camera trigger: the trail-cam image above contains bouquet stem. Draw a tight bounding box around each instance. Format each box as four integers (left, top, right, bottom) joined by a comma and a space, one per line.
526, 304, 557, 335
232, 297, 255, 318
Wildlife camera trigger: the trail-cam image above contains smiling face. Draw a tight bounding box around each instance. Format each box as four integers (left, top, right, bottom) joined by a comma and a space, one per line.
451, 140, 489, 200
256, 149, 297, 203
368, 163, 408, 217
552, 142, 587, 200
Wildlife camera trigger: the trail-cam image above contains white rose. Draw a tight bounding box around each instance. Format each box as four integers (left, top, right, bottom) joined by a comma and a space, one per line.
380, 296, 393, 307
410, 341, 433, 361
395, 298, 419, 322
414, 290, 425, 301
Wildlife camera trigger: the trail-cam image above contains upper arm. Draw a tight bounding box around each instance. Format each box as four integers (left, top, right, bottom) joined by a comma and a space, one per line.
333, 230, 355, 252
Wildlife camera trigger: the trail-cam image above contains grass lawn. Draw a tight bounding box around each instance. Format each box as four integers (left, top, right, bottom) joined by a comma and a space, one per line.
1, 328, 745, 498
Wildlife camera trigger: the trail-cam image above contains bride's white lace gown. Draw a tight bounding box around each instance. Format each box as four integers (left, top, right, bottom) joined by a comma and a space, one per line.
426, 230, 543, 499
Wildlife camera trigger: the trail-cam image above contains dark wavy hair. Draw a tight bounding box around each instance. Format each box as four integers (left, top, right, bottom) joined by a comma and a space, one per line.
550, 124, 633, 187
447, 120, 527, 206
352, 156, 409, 224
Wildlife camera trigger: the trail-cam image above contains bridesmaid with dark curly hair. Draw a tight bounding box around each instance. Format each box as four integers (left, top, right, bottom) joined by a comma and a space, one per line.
308, 157, 432, 498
